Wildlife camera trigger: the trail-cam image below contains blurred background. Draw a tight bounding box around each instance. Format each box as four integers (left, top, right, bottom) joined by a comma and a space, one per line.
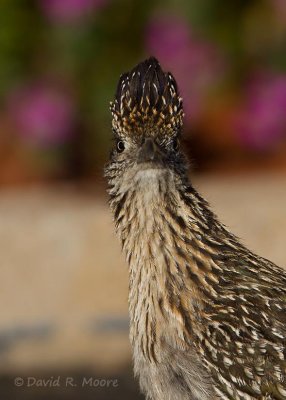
0, 0, 286, 398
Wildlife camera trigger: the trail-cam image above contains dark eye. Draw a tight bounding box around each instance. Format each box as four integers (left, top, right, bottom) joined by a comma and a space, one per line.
117, 140, 125, 153
173, 138, 179, 151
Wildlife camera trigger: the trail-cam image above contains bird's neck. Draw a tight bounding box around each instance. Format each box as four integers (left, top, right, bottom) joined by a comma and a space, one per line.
109, 168, 237, 357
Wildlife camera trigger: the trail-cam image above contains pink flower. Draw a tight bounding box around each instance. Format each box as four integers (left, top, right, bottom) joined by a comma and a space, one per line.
232, 73, 286, 151
146, 16, 190, 62
145, 14, 224, 125
272, 0, 286, 20
9, 83, 74, 146
40, 0, 108, 23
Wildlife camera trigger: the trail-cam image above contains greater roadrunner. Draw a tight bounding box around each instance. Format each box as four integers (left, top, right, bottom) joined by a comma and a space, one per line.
105, 57, 286, 400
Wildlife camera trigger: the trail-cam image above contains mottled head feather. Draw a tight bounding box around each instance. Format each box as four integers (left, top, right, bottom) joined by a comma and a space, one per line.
110, 57, 184, 138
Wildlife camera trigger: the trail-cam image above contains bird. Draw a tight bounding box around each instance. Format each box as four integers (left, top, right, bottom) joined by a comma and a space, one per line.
105, 57, 286, 400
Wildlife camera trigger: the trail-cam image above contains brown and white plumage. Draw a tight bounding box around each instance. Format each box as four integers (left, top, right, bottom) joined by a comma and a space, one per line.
105, 57, 286, 400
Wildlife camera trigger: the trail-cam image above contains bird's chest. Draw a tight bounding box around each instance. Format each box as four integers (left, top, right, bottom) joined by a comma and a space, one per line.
128, 264, 215, 400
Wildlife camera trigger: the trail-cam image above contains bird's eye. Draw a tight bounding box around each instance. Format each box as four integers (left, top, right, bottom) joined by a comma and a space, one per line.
173, 138, 179, 151
117, 140, 125, 153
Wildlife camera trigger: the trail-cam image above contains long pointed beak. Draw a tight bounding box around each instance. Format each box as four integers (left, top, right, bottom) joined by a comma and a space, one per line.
138, 138, 162, 163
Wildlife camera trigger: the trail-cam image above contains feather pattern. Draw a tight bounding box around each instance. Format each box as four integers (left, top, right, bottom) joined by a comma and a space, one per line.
110, 57, 184, 139
105, 58, 286, 400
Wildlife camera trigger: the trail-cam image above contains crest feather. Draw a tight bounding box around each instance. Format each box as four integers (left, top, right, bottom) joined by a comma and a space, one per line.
111, 57, 184, 137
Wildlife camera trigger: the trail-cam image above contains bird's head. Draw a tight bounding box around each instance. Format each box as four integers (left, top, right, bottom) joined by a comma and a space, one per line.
106, 57, 188, 190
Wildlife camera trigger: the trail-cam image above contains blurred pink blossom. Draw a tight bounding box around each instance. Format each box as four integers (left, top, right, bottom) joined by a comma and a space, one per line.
40, 0, 108, 23
272, 0, 286, 20
9, 84, 74, 146
233, 74, 286, 151
145, 14, 224, 124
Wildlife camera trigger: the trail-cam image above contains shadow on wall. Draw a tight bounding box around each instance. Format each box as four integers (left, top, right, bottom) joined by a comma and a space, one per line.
0, 365, 144, 400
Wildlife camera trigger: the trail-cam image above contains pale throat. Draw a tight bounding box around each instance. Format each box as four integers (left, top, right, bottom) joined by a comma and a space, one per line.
120, 170, 167, 295
119, 167, 180, 263
117, 166, 191, 294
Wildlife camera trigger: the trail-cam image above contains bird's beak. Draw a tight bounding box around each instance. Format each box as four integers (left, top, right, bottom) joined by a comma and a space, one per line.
138, 138, 162, 164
